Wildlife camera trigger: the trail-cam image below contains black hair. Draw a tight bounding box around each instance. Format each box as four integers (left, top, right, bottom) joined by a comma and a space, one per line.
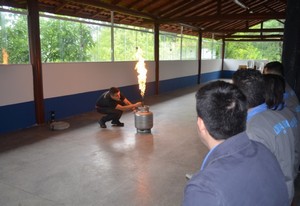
196, 81, 247, 140
232, 69, 265, 108
263, 74, 285, 110
263, 61, 285, 77
109, 87, 120, 95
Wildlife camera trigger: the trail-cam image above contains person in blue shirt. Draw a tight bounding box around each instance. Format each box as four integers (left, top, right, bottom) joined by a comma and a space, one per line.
233, 69, 298, 203
183, 80, 289, 206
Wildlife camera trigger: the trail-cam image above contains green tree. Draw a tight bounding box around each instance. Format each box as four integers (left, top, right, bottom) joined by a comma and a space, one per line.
225, 20, 283, 61
88, 25, 111, 61
1, 13, 29, 64
225, 42, 262, 59
40, 17, 95, 62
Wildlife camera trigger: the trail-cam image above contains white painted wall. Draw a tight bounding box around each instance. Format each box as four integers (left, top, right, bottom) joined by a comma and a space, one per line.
0, 64, 33, 106
201, 59, 222, 73
43, 61, 155, 98
159, 60, 198, 80
1, 59, 262, 107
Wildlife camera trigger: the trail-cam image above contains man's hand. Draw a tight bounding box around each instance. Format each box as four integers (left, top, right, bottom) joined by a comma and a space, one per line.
135, 102, 142, 107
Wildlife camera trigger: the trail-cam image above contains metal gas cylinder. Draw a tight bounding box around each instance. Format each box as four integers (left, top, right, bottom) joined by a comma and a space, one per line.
134, 105, 153, 133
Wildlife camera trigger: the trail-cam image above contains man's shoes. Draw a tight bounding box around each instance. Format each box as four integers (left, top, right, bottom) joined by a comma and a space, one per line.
98, 120, 107, 128
185, 173, 193, 180
111, 120, 124, 127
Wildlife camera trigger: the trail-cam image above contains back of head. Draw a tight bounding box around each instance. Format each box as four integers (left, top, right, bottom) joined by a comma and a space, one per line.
196, 81, 247, 140
264, 74, 285, 110
232, 69, 265, 108
109, 87, 120, 95
263, 61, 284, 77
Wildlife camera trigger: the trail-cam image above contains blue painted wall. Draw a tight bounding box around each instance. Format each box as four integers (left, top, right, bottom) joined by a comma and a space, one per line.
0, 102, 36, 134
222, 70, 235, 79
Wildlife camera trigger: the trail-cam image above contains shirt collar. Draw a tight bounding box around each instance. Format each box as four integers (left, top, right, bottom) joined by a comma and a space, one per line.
247, 103, 268, 122
201, 144, 219, 170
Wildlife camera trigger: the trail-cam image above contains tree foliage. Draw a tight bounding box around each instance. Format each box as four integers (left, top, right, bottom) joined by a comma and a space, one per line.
225, 20, 284, 61
40, 17, 94, 62
1, 13, 29, 63
0, 11, 284, 64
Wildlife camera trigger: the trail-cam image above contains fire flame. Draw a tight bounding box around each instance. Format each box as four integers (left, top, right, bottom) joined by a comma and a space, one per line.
135, 47, 147, 98
2, 48, 8, 64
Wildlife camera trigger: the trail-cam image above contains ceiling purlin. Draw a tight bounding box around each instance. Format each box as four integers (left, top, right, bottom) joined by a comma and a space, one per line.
54, 1, 68, 13
160, 0, 202, 18
164, 0, 246, 35
68, 0, 156, 20
147, 0, 177, 15
111, 0, 122, 5
201, 21, 223, 31
155, 0, 188, 17
162, 2, 210, 31
217, 0, 222, 15
246, 0, 269, 13
222, 2, 246, 15
74, 5, 87, 15
263, 3, 286, 15
137, 0, 159, 12
221, 20, 265, 38
91, 8, 105, 18
157, 12, 286, 24
165, 0, 219, 28
126, 0, 141, 9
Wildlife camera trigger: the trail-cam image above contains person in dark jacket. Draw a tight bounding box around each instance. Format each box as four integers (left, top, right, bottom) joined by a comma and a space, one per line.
95, 87, 141, 128
183, 80, 289, 206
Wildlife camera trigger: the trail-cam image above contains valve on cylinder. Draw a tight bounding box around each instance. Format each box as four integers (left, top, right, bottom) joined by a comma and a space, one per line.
134, 105, 153, 133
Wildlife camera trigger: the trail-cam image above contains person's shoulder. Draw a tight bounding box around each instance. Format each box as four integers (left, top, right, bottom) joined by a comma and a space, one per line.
247, 109, 274, 127
185, 171, 218, 199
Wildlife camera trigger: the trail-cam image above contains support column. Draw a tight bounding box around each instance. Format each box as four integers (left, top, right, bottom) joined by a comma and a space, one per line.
282, 0, 300, 99
154, 23, 160, 94
27, 0, 45, 124
221, 38, 225, 72
198, 32, 202, 84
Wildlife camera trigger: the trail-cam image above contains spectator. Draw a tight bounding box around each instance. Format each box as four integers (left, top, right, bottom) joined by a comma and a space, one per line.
263, 61, 300, 120
183, 80, 289, 206
233, 69, 298, 203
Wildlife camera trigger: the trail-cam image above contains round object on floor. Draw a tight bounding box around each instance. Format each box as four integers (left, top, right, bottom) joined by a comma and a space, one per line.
49, 121, 70, 131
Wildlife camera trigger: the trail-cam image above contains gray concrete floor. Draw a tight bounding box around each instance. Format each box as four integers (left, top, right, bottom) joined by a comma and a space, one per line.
0, 85, 299, 206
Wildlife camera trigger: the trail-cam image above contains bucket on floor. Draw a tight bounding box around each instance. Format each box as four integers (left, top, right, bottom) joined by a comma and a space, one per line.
49, 121, 70, 131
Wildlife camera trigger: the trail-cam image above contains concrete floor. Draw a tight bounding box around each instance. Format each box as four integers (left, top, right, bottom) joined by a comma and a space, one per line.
0, 85, 299, 206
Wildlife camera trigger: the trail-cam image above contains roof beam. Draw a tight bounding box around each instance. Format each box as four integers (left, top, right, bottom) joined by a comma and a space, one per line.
224, 34, 283, 38
224, 38, 283, 41
202, 28, 284, 33
157, 12, 286, 23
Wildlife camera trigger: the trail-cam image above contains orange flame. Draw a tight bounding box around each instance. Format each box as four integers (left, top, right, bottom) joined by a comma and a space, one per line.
135, 47, 147, 97
2, 48, 8, 64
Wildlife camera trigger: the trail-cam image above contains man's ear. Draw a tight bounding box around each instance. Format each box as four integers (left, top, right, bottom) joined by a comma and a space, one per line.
197, 117, 205, 130
197, 117, 206, 132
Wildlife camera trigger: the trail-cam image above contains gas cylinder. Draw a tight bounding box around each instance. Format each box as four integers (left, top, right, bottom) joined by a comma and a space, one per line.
134, 105, 153, 133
